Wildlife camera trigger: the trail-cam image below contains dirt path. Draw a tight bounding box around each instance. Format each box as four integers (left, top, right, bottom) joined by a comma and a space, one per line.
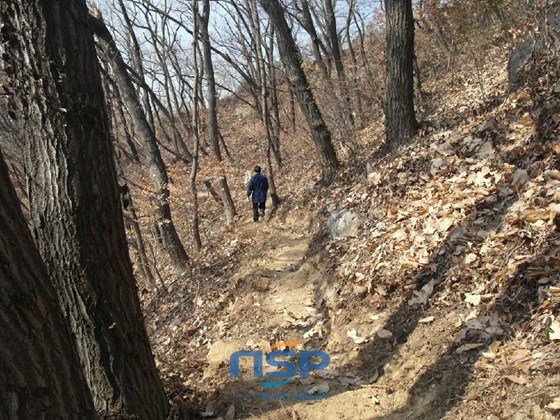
199, 218, 388, 419
161, 210, 558, 420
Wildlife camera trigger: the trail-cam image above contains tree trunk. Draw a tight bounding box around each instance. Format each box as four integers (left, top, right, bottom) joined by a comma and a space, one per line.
218, 175, 237, 225
384, 0, 417, 152
200, 0, 222, 160
324, 0, 354, 127
204, 179, 224, 204
0, 149, 95, 420
266, 28, 283, 168
117, 0, 155, 133
191, 0, 203, 253
413, 54, 425, 112
259, 0, 339, 181
90, 14, 190, 270
125, 192, 158, 289
288, 81, 297, 133
296, 0, 330, 80
1, 1, 169, 417
249, 0, 281, 207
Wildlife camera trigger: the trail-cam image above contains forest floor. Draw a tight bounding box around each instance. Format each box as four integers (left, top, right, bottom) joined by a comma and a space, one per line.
139, 40, 560, 420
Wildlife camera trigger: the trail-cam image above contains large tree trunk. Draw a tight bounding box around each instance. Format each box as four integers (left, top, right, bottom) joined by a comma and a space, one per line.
1, 0, 169, 417
384, 0, 417, 152
0, 150, 95, 420
259, 0, 339, 181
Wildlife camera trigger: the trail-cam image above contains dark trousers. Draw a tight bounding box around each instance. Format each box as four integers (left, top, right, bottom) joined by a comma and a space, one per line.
252, 202, 266, 221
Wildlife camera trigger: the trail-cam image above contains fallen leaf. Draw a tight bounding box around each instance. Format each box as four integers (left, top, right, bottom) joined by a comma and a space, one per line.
225, 404, 235, 420
456, 343, 484, 354
509, 349, 531, 363
489, 341, 502, 353
546, 397, 560, 412
549, 320, 560, 340
408, 279, 435, 305
464, 253, 478, 264
465, 293, 481, 306
453, 328, 469, 344
503, 375, 528, 385
514, 361, 530, 374
347, 329, 368, 344
419, 316, 435, 324
545, 170, 560, 181
337, 374, 362, 387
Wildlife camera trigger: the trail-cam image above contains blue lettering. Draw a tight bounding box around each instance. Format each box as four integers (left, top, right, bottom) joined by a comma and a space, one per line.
299, 351, 330, 377
265, 351, 297, 378
230, 351, 263, 378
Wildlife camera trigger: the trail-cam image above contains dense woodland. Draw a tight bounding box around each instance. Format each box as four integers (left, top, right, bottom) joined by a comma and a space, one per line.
0, 0, 559, 418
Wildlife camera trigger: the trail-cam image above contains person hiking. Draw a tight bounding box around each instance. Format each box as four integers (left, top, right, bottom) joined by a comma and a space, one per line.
246, 165, 269, 222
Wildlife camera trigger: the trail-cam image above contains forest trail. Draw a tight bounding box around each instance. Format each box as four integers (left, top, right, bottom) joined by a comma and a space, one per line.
187, 215, 400, 420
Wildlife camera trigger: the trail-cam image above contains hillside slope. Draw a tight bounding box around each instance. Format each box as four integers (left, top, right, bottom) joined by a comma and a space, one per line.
141, 24, 560, 418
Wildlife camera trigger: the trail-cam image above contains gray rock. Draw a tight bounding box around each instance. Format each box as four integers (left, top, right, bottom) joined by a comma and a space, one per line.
508, 39, 533, 90
328, 209, 361, 239
508, 6, 560, 91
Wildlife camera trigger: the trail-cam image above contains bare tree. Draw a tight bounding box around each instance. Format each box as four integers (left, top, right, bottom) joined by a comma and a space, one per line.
191, 0, 203, 252
199, 0, 223, 160
90, 12, 190, 270
259, 0, 339, 181
1, 0, 169, 416
384, 0, 417, 152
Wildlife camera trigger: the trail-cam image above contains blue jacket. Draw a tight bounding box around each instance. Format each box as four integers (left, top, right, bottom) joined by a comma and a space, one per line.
247, 173, 269, 203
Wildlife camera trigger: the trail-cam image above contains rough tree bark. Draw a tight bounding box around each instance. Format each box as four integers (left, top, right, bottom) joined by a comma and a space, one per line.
1, 0, 169, 417
90, 13, 190, 270
259, 0, 339, 181
218, 176, 237, 224
0, 149, 95, 420
191, 0, 203, 252
199, 0, 222, 160
384, 0, 417, 152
